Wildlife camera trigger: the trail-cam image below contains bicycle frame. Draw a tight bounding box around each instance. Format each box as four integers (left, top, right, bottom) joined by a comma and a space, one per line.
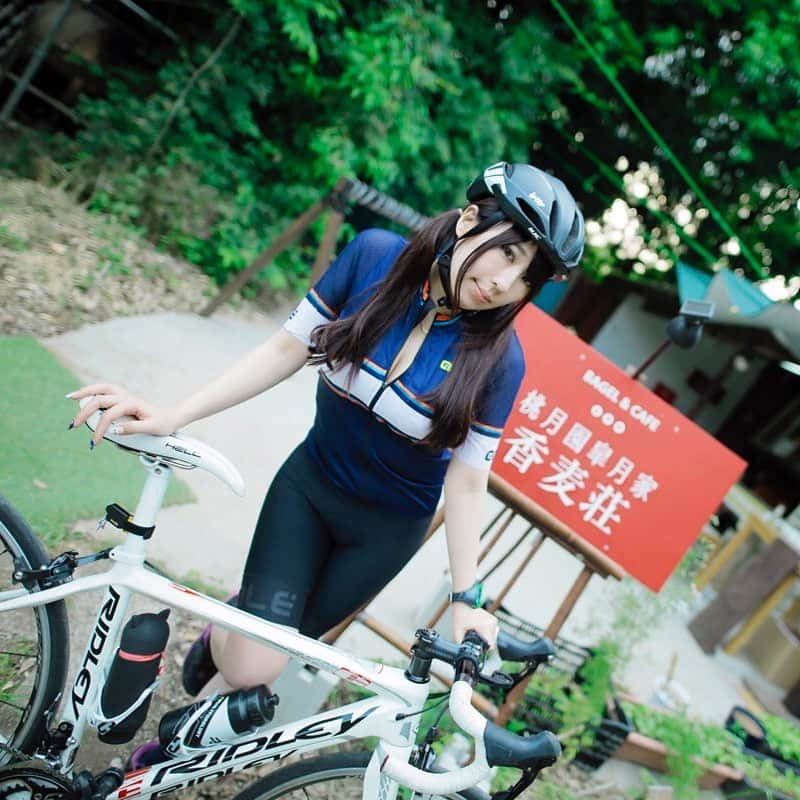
0, 458, 436, 800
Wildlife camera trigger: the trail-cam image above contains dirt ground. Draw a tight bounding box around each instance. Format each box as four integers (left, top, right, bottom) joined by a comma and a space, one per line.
2, 177, 640, 800
0, 178, 275, 337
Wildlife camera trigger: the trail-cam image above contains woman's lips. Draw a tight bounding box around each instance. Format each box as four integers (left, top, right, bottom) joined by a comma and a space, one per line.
474, 281, 491, 304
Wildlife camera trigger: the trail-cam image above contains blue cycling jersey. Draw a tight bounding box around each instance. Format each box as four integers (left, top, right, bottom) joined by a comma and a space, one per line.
284, 228, 525, 516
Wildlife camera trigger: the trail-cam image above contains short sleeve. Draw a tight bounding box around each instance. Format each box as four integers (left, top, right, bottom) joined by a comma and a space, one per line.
284, 229, 406, 345
452, 334, 525, 470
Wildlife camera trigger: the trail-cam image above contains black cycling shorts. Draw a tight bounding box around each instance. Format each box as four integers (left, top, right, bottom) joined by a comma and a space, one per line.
238, 443, 433, 638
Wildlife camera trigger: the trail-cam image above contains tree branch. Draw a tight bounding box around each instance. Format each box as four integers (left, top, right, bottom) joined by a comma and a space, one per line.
147, 15, 242, 158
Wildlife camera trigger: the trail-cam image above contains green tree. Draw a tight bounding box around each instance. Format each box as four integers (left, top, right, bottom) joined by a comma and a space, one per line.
4, 0, 795, 297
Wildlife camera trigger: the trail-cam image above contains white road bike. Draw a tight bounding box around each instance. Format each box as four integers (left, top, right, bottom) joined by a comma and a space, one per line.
0, 404, 560, 800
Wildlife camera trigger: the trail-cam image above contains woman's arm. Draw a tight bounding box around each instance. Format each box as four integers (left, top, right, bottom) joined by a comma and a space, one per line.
172, 328, 310, 427
443, 455, 499, 646
71, 327, 310, 441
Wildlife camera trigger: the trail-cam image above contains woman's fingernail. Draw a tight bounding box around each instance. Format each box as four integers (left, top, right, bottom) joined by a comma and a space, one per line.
89, 440, 95, 450
68, 419, 75, 430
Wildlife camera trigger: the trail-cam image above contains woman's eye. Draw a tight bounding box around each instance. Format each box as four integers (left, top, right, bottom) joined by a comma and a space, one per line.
503, 245, 515, 261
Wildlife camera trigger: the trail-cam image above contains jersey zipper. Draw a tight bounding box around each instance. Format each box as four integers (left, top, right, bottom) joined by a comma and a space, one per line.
368, 306, 439, 414
368, 377, 397, 412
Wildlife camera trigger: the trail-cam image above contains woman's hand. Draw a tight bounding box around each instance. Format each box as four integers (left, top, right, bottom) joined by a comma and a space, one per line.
68, 383, 182, 446
451, 604, 498, 649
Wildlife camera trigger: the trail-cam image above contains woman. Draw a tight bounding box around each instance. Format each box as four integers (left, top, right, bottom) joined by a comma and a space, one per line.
69, 161, 584, 763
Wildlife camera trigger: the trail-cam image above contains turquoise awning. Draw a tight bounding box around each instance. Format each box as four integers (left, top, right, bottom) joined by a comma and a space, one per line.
676, 261, 773, 317
674, 261, 800, 360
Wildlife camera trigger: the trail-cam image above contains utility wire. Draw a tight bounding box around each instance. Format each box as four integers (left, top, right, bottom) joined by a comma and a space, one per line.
548, 0, 766, 279
552, 125, 718, 268
555, 148, 685, 274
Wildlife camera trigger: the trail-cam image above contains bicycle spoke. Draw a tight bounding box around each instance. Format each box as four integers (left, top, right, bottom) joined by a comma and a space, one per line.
0, 698, 25, 713
0, 651, 36, 659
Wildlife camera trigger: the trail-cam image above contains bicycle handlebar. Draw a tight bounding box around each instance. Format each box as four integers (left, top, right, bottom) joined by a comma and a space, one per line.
380, 680, 560, 793
380, 629, 561, 792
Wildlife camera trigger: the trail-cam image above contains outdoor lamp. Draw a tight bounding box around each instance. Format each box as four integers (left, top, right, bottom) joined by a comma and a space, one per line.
665, 299, 716, 349
631, 299, 716, 380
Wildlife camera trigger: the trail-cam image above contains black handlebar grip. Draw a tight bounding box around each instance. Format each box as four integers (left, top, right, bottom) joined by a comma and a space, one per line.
496, 631, 555, 665
483, 723, 561, 770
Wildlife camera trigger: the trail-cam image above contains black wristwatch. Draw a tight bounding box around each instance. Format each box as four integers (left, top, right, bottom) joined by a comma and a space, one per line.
449, 581, 484, 609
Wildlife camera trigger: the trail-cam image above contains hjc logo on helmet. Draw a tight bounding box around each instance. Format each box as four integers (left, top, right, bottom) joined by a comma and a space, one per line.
528, 191, 546, 208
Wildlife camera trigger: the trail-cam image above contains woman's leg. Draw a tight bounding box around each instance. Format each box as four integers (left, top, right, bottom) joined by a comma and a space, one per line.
206, 445, 332, 691
298, 493, 432, 639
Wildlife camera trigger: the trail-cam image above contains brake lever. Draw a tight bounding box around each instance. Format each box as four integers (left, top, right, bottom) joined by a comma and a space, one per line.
477, 670, 516, 690
476, 660, 545, 692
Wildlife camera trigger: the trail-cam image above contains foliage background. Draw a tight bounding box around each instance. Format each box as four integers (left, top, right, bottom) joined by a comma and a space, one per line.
3, 0, 797, 298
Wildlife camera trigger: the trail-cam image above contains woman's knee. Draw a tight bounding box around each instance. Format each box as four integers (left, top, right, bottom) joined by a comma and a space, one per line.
216, 631, 290, 688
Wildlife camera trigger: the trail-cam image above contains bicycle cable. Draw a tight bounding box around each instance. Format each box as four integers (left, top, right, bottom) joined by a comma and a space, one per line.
395, 691, 450, 722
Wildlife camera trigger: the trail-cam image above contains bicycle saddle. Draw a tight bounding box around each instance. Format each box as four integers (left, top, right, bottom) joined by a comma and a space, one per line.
79, 398, 246, 496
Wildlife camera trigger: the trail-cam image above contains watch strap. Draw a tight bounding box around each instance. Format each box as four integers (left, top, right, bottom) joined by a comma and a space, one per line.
449, 581, 484, 609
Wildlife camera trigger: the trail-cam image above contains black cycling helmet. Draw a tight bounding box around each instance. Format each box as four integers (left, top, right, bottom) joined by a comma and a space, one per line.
465, 161, 585, 279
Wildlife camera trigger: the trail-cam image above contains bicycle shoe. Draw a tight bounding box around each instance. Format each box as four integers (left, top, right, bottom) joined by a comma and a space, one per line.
126, 739, 168, 770
182, 591, 239, 696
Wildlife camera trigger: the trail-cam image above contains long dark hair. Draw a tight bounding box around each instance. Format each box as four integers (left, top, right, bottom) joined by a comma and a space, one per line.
310, 198, 553, 450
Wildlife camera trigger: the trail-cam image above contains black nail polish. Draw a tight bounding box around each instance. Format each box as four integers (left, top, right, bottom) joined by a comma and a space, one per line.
89, 440, 94, 450
68, 419, 75, 430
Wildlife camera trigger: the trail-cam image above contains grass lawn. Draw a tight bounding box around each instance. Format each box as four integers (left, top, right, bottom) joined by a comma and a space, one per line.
0, 337, 193, 547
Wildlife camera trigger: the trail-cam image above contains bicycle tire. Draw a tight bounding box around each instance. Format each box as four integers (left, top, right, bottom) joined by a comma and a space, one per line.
0, 494, 69, 762
232, 750, 488, 800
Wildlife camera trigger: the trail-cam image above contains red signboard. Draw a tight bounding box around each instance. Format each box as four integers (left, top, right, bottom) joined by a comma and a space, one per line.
493, 306, 747, 592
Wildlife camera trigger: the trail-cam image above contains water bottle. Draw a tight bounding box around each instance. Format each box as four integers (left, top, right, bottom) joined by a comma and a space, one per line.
98, 609, 170, 744
158, 685, 278, 753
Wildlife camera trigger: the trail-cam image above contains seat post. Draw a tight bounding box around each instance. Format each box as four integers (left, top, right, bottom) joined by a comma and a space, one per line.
116, 458, 172, 557
135, 458, 171, 526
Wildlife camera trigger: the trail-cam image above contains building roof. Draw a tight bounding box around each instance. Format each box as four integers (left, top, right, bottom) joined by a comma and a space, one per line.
677, 261, 800, 361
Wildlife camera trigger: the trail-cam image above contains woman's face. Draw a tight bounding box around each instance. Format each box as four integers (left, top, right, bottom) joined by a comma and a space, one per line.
450, 206, 538, 310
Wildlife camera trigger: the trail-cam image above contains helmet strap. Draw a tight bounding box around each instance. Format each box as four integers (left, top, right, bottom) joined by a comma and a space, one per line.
433, 235, 457, 310
433, 210, 508, 310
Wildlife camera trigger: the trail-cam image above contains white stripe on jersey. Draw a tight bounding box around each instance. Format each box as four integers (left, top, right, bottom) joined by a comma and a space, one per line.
286, 298, 500, 471
322, 363, 384, 408
284, 298, 329, 346
452, 429, 500, 470
371, 385, 433, 441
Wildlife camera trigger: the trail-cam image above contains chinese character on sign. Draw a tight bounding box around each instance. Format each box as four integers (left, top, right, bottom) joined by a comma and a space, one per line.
503, 427, 550, 473
607, 457, 635, 486
519, 390, 547, 421
586, 440, 614, 467
631, 473, 659, 501
579, 483, 631, 535
563, 422, 592, 454
538, 456, 589, 506
540, 407, 568, 435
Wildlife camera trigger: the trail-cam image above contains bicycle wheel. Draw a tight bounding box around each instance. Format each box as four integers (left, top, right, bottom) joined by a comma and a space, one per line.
0, 495, 69, 762
232, 751, 488, 800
